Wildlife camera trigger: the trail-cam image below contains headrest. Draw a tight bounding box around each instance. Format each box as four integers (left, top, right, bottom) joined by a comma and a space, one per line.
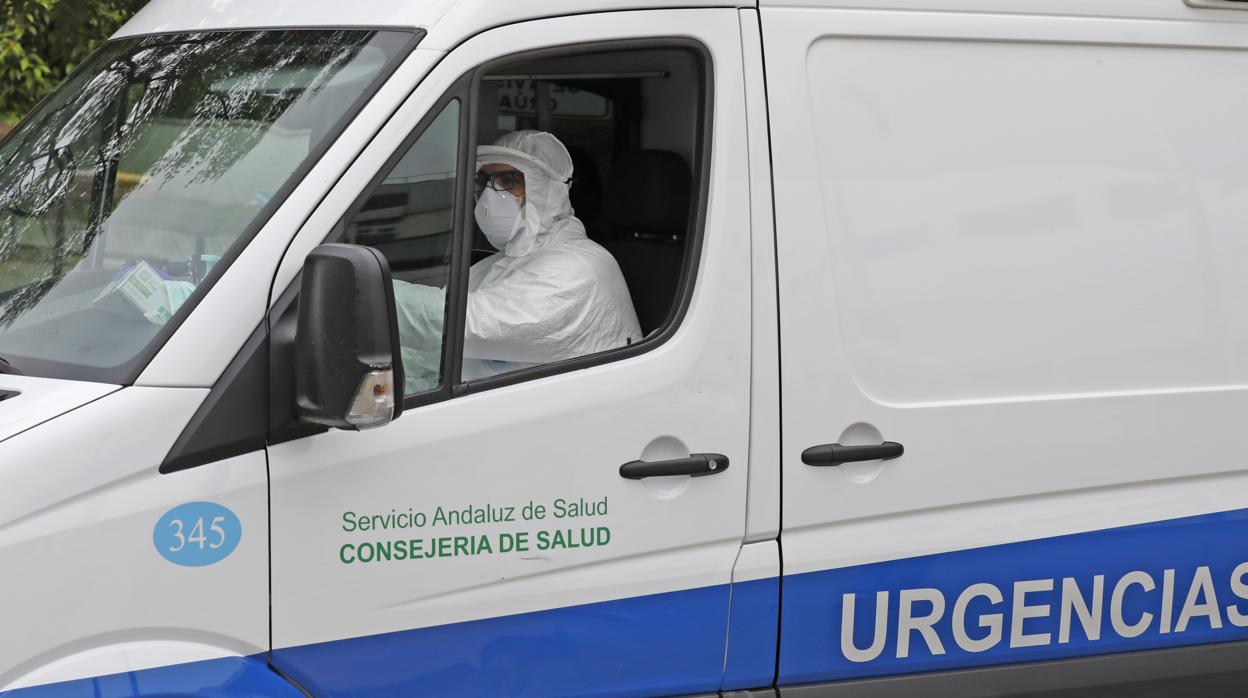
603, 150, 692, 236
565, 145, 602, 224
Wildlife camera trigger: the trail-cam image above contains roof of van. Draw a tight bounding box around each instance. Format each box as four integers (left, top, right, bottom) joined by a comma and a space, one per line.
114, 0, 757, 50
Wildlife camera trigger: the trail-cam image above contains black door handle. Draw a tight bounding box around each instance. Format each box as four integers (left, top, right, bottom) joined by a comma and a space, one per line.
802, 442, 903, 467
620, 453, 729, 480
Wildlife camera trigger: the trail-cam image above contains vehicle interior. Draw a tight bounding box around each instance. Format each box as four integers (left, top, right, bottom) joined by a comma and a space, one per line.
478, 46, 704, 337
346, 45, 705, 339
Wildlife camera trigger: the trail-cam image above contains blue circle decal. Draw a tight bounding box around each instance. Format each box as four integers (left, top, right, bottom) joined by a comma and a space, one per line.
153, 502, 242, 567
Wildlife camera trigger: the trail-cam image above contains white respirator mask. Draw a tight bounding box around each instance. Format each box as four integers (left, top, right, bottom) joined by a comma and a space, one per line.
474, 189, 525, 252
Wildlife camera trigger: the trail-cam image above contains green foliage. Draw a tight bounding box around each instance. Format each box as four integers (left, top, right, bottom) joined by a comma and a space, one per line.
0, 0, 147, 124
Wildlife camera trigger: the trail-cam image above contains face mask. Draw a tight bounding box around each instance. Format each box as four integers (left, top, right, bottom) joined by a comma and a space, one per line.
474, 189, 524, 251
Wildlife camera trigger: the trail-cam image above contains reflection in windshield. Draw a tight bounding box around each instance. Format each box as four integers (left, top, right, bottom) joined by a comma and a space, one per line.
0, 30, 408, 382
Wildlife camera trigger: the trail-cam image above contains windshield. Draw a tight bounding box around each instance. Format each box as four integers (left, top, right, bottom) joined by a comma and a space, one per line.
0, 29, 412, 383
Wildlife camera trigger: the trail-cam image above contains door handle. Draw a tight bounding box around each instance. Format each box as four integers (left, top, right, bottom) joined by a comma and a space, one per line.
801, 442, 903, 467
619, 453, 729, 480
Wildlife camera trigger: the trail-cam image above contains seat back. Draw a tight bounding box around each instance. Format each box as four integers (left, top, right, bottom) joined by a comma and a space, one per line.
601, 150, 693, 335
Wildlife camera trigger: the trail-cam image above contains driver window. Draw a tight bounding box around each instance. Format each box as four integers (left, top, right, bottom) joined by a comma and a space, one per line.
341, 100, 460, 396
462, 47, 702, 382
345, 44, 705, 397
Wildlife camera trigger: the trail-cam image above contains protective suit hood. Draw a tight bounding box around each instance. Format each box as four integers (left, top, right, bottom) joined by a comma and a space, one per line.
476, 130, 574, 258
388, 129, 641, 383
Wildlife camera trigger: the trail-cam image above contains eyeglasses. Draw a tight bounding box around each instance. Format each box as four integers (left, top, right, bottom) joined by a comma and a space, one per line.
475, 169, 524, 193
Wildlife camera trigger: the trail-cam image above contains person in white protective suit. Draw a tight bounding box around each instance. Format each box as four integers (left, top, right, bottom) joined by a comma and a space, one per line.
392, 130, 641, 388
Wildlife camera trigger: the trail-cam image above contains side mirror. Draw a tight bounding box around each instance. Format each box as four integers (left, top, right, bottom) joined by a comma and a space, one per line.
295, 244, 404, 430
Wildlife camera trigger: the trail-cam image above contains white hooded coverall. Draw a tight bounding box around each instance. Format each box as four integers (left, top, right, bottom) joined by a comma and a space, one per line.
392, 130, 641, 388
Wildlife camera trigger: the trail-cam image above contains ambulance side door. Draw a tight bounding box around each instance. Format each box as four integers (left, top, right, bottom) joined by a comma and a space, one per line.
266, 10, 756, 697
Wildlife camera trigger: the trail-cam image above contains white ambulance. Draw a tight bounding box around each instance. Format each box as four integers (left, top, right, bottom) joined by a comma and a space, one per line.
3, 0, 1248, 695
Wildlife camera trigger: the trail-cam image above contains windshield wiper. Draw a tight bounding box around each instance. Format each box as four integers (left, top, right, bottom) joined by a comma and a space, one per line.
0, 356, 22, 375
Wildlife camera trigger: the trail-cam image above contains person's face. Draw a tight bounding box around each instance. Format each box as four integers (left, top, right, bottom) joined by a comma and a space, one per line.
477, 163, 526, 198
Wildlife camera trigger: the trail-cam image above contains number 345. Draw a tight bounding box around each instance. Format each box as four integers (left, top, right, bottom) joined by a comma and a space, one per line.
167, 516, 227, 552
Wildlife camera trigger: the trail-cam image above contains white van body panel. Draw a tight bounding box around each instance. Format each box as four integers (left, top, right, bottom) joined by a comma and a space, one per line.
762, 0, 1248, 22
417, 0, 750, 51
765, 0, 1248, 685
767, 0, 1248, 562
112, 0, 757, 41
740, 9, 782, 543
0, 389, 268, 690
5, 641, 249, 694
114, 0, 457, 36
733, 539, 781, 585
0, 377, 116, 443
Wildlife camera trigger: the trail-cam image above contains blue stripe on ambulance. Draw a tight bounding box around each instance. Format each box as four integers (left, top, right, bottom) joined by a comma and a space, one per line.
2, 584, 749, 697
723, 576, 781, 690
270, 583, 734, 697
14, 507, 1246, 696
779, 507, 1248, 685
